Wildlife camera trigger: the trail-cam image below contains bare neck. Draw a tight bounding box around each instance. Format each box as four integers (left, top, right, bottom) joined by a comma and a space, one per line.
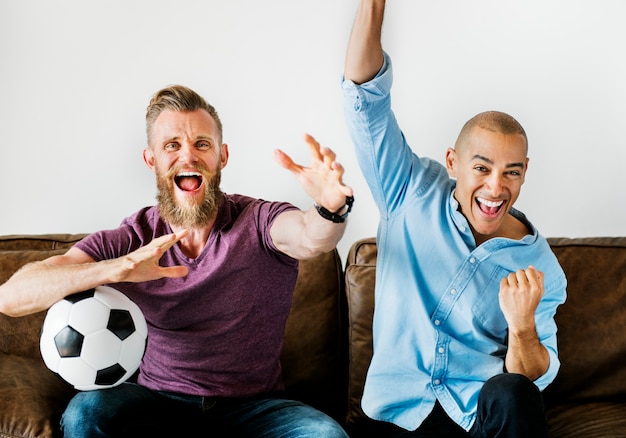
473, 213, 532, 246
170, 220, 215, 259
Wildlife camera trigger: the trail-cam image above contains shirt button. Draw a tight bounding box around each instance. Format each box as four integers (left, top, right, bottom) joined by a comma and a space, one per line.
470, 257, 476, 264
450, 289, 457, 295
460, 226, 466, 232
434, 379, 441, 385
434, 319, 441, 326
438, 347, 444, 354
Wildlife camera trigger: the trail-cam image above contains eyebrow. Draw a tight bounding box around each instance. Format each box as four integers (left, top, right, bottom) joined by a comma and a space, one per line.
163, 135, 213, 143
471, 154, 525, 169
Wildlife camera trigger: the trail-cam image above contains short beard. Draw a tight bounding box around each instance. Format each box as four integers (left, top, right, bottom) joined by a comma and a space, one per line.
156, 166, 223, 229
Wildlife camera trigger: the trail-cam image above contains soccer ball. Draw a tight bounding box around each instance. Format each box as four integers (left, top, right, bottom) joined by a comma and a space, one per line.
40, 286, 147, 391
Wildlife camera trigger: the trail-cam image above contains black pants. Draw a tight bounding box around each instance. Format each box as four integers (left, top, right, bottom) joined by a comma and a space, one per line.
360, 373, 548, 438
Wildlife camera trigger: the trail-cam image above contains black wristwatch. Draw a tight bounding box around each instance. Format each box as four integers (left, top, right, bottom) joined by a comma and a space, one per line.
314, 196, 354, 223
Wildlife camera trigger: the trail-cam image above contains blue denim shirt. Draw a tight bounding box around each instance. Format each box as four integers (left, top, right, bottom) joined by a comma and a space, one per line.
342, 53, 567, 431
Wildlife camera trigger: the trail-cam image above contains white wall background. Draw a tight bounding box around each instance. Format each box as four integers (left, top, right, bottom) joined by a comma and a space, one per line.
1, 0, 624, 261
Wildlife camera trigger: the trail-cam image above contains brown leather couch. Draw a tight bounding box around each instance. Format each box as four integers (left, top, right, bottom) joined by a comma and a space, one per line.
1, 234, 625, 437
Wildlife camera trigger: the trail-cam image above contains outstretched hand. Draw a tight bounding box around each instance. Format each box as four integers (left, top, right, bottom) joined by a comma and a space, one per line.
111, 230, 189, 283
273, 134, 353, 212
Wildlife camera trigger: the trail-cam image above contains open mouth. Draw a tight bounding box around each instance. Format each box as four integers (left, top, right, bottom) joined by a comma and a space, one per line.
476, 197, 505, 217
174, 171, 204, 192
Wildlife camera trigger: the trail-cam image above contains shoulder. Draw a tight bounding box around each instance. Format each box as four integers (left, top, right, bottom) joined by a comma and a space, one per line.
77, 206, 163, 260
503, 213, 533, 241
221, 193, 297, 221
524, 233, 567, 293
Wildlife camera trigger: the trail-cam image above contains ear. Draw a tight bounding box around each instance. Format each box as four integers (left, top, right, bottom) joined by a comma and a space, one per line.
521, 157, 530, 184
220, 143, 230, 169
445, 148, 457, 178
143, 147, 155, 170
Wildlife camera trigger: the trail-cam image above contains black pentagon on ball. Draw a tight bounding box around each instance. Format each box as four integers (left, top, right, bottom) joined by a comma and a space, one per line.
107, 309, 136, 340
54, 326, 84, 357
64, 289, 96, 303
95, 363, 127, 386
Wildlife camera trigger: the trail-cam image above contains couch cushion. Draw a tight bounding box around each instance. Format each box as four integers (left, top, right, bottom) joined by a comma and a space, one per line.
0, 354, 75, 438
547, 401, 626, 438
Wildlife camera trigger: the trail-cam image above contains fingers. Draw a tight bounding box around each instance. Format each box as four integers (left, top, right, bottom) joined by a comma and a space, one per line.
272, 149, 302, 173
320, 146, 337, 168
149, 229, 188, 254
117, 231, 189, 283
274, 133, 353, 207
160, 265, 189, 279
524, 266, 543, 290
303, 133, 324, 162
303, 133, 344, 172
504, 266, 543, 287
501, 266, 545, 306
127, 231, 187, 268
274, 134, 345, 178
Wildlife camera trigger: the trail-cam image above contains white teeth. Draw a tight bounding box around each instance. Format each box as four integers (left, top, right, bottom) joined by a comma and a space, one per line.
177, 171, 201, 177
477, 197, 504, 207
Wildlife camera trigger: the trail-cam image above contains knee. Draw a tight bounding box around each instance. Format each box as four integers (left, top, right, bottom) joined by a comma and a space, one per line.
65, 389, 114, 414
296, 421, 348, 438
481, 373, 543, 408
61, 391, 110, 433
290, 409, 348, 438
475, 374, 548, 438
315, 420, 349, 438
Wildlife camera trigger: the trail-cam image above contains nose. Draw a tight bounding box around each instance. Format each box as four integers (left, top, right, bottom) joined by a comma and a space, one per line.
486, 173, 505, 196
178, 143, 199, 164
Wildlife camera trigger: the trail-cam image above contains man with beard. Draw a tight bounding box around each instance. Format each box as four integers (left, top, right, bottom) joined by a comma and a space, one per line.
0, 85, 351, 437
340, 0, 566, 437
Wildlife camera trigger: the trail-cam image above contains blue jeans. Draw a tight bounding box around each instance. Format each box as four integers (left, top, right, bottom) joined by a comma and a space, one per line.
61, 383, 348, 437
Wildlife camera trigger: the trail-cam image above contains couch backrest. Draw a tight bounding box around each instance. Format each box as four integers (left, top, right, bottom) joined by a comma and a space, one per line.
0, 234, 346, 422
343, 236, 626, 428
0, 234, 86, 359
281, 248, 346, 421
542, 237, 626, 407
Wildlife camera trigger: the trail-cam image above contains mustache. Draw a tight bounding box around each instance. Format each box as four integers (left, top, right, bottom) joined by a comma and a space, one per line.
162, 163, 218, 181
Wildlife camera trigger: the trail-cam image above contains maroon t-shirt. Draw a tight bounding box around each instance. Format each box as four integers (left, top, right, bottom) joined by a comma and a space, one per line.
75, 193, 299, 397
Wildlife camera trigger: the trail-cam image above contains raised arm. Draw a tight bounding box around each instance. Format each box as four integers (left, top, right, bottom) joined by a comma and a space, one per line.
344, 0, 386, 84
270, 134, 353, 260
0, 231, 189, 317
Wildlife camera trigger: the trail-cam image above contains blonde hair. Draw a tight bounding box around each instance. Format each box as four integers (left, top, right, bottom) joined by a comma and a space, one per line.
145, 85, 223, 144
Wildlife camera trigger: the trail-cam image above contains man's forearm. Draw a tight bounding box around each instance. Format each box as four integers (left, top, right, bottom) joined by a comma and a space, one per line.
270, 207, 348, 261
505, 329, 550, 381
345, 0, 386, 84
0, 259, 111, 317
301, 205, 349, 255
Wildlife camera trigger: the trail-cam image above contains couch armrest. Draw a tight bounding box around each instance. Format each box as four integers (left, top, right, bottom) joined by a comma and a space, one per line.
343, 238, 377, 431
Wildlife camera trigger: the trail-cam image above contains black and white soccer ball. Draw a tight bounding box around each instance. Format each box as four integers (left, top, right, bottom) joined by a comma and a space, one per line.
40, 286, 147, 391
